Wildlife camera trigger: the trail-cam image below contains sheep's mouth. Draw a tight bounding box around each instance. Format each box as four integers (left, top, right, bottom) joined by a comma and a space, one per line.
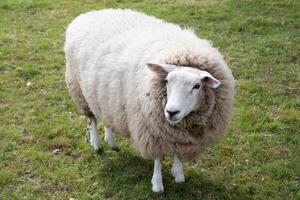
165, 116, 182, 125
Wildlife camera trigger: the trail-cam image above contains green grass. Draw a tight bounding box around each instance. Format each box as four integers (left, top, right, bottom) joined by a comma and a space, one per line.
0, 0, 299, 199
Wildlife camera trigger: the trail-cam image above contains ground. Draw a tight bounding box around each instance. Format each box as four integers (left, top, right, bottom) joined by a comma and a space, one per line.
0, 0, 299, 199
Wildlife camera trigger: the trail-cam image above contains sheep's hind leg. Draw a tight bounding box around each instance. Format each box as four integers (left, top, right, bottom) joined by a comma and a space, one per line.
87, 116, 102, 154
171, 155, 185, 183
104, 127, 117, 150
151, 159, 164, 193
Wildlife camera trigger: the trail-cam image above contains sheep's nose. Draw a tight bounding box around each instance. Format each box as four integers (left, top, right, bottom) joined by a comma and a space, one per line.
166, 110, 180, 117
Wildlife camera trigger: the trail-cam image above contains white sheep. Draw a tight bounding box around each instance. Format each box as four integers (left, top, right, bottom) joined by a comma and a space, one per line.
64, 9, 235, 193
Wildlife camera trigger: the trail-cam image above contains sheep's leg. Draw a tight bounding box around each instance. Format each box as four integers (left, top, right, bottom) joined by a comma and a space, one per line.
171, 155, 185, 183
104, 127, 117, 150
88, 116, 102, 153
151, 159, 164, 193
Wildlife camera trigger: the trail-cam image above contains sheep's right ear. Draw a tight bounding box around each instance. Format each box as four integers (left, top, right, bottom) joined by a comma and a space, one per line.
146, 63, 176, 76
200, 71, 221, 89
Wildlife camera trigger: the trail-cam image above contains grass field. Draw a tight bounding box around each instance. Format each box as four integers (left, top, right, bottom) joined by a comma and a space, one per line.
0, 0, 299, 199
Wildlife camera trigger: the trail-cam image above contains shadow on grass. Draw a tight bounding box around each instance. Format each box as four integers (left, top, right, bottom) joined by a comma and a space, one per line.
93, 148, 248, 200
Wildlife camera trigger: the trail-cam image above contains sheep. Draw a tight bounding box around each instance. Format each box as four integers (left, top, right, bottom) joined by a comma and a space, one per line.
64, 9, 235, 193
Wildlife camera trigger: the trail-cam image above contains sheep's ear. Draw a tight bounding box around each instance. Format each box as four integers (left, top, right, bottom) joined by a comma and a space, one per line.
146, 63, 176, 75
200, 71, 221, 89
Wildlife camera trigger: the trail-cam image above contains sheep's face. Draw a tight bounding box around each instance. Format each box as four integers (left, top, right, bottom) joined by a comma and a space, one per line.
147, 63, 221, 125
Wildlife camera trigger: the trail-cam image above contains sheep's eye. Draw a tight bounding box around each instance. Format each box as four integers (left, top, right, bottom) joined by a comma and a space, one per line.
193, 84, 200, 90
165, 80, 168, 84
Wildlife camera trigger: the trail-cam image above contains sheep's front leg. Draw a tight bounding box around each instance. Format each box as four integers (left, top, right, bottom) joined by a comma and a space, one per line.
104, 127, 117, 150
151, 159, 164, 193
171, 155, 185, 183
88, 116, 102, 153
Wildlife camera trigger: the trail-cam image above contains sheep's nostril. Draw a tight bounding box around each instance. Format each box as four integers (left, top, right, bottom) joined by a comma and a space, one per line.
167, 110, 180, 117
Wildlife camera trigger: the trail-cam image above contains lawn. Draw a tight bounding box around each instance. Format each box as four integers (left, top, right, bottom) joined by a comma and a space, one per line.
0, 0, 299, 199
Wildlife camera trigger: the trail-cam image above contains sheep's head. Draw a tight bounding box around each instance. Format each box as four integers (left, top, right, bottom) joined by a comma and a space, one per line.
147, 63, 221, 125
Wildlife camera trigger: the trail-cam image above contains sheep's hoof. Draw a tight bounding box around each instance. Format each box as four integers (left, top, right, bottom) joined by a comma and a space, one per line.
174, 174, 185, 183
106, 143, 118, 151
96, 148, 104, 155
111, 146, 119, 152
151, 178, 164, 193
104, 138, 117, 150
152, 184, 164, 193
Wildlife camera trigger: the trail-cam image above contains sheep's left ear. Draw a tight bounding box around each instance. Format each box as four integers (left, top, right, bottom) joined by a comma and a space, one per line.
146, 63, 176, 76
200, 71, 221, 89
